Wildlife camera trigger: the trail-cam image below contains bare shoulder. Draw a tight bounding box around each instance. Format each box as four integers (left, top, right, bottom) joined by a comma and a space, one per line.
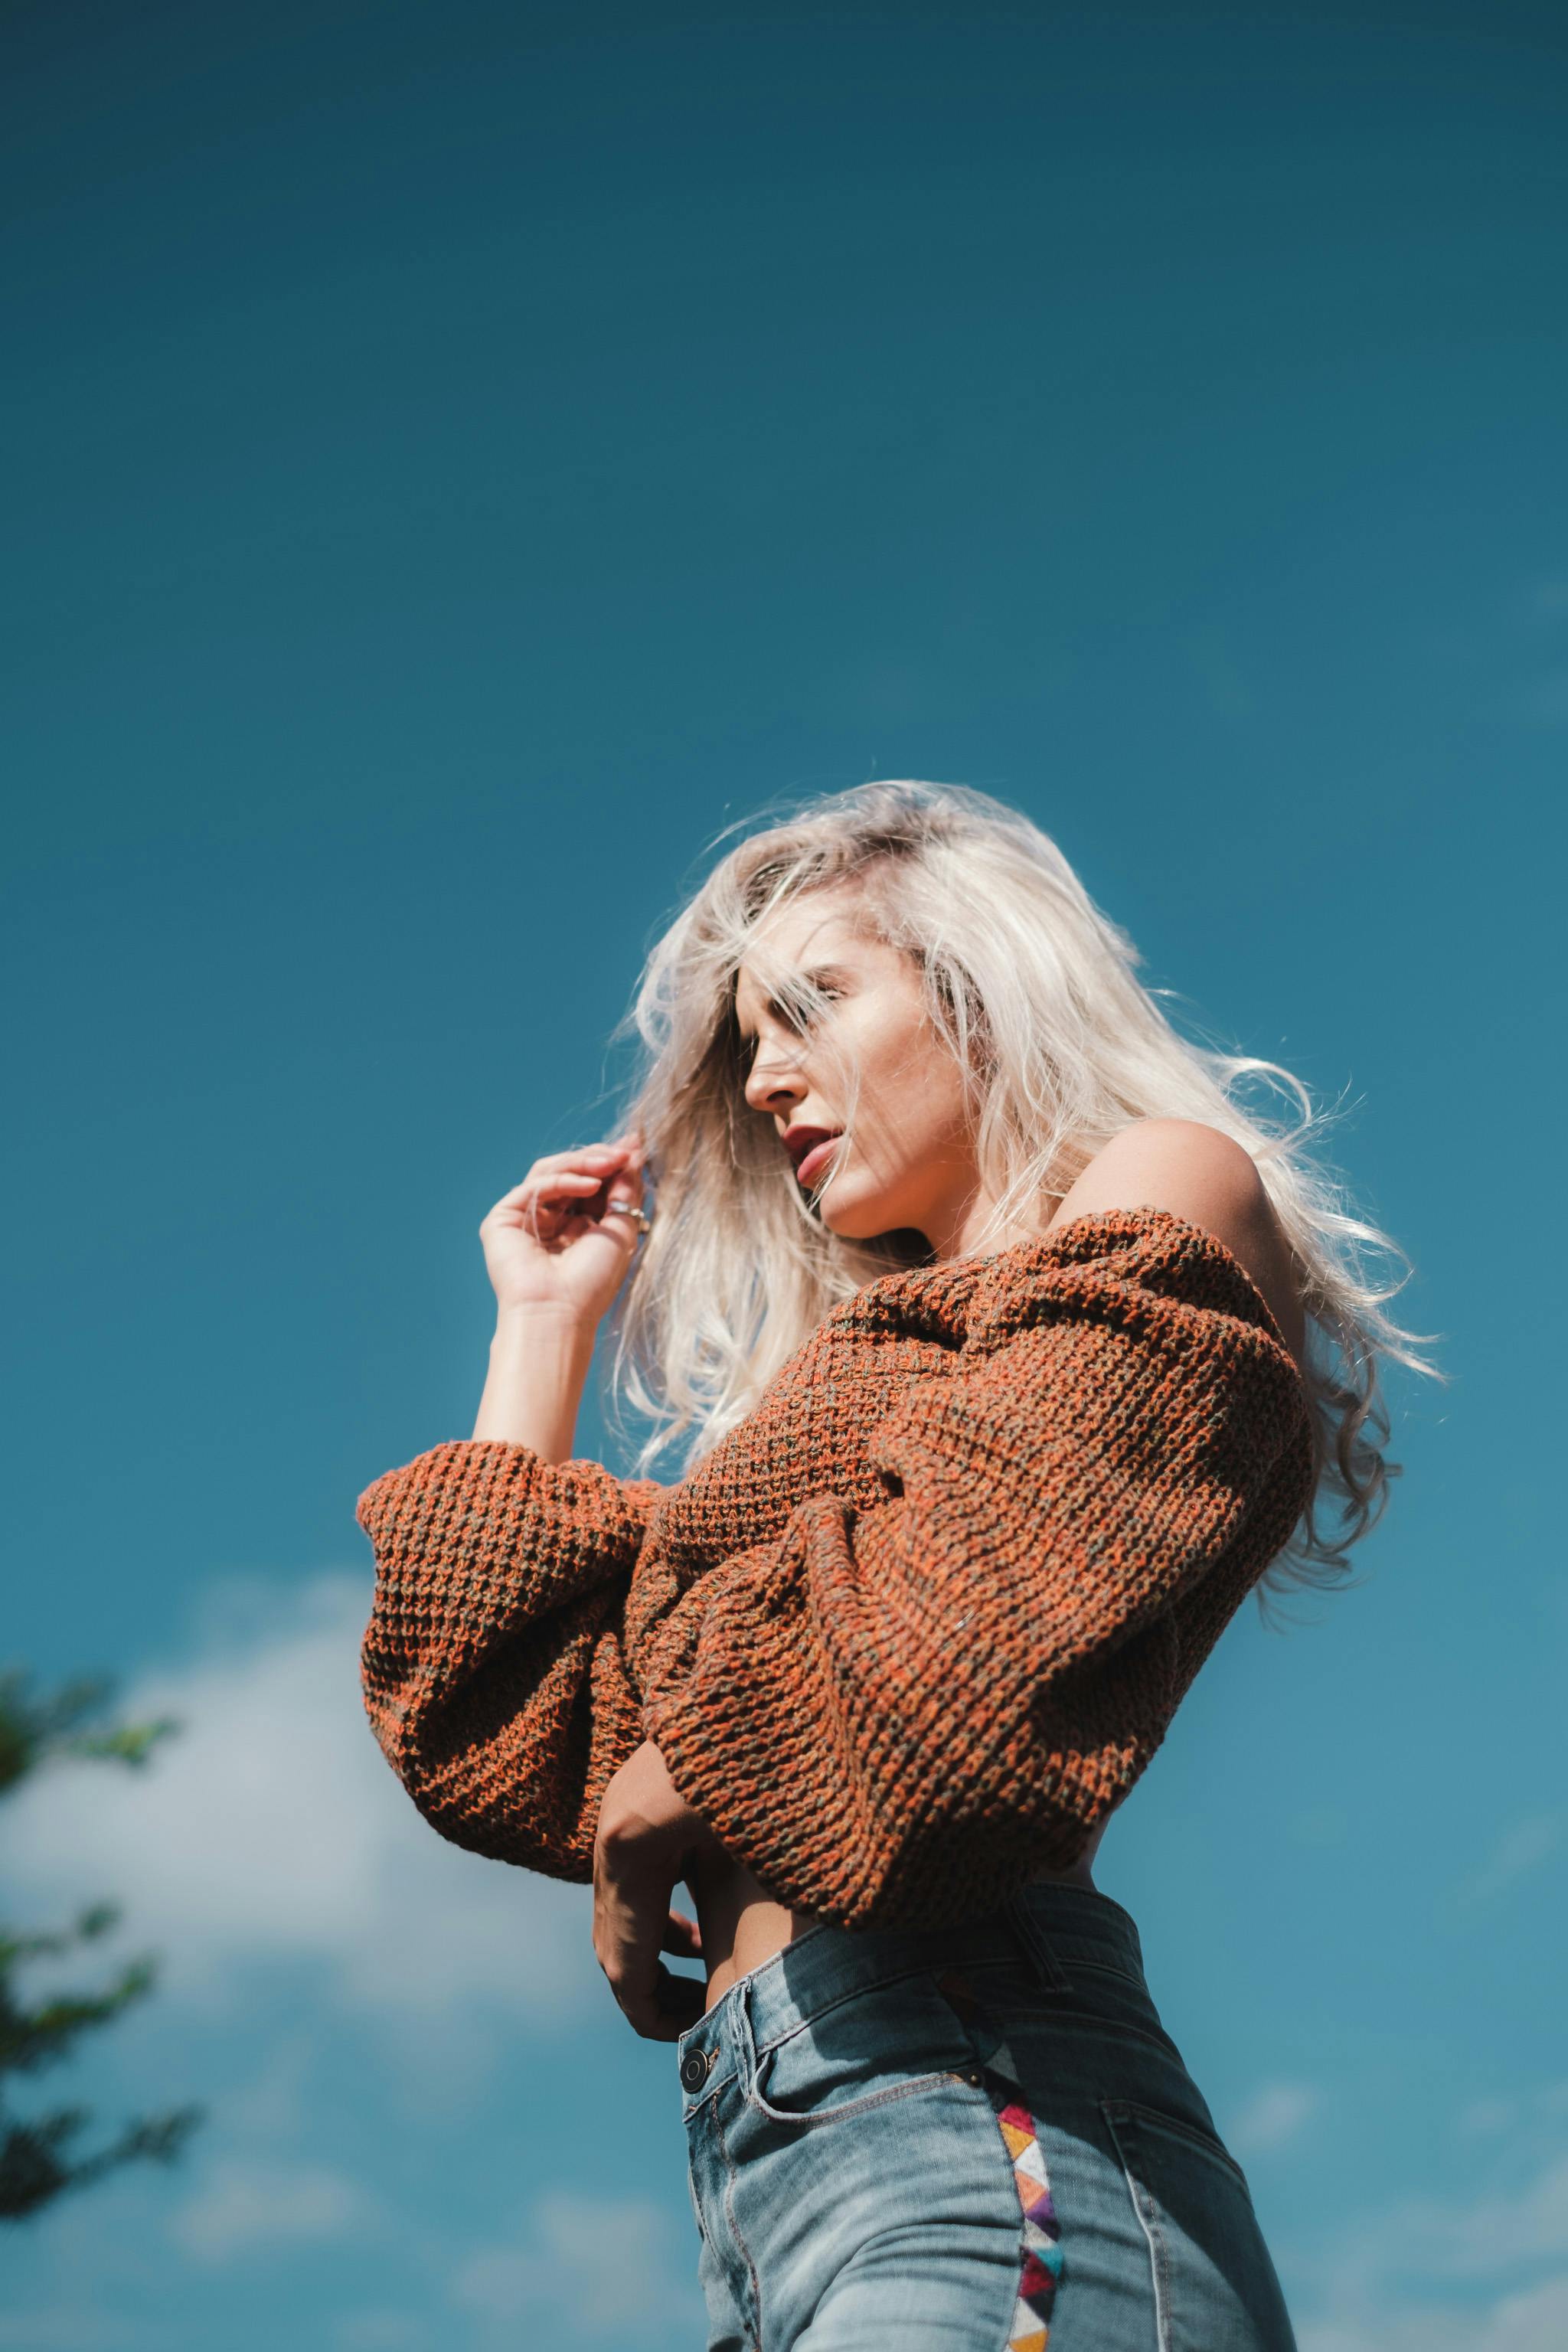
1045, 1120, 1307, 1372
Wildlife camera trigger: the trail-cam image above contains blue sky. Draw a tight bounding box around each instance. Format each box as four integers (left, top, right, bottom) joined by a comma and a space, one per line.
2, 3, 1563, 2346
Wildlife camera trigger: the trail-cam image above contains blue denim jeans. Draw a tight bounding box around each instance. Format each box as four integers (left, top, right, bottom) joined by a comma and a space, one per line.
677, 1881, 1297, 2351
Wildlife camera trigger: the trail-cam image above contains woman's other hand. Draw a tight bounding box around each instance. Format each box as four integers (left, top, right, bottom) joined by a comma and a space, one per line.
593, 1739, 718, 2040
479, 1130, 648, 1331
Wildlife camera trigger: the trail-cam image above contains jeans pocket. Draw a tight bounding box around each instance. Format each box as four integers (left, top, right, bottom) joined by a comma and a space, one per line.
1102, 2098, 1297, 2352
1103, 2095, 1253, 2197
744, 1971, 973, 2130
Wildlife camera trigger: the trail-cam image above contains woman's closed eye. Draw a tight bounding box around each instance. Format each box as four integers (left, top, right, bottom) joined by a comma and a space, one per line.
743, 984, 843, 1060
789, 984, 842, 1026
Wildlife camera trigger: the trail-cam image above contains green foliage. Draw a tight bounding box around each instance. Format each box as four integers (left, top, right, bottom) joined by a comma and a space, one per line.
0, 1668, 181, 1794
0, 1668, 204, 2221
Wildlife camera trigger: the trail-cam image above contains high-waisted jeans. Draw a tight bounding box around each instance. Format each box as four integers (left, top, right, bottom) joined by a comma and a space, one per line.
677, 1880, 1297, 2351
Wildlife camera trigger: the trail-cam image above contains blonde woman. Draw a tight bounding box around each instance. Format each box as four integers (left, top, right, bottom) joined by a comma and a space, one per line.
357, 780, 1438, 2351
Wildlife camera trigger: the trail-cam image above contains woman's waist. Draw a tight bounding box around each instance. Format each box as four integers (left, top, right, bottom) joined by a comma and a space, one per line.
689, 1822, 1110, 2015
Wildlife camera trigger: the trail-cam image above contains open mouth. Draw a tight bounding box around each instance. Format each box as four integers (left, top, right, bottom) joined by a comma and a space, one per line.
795, 1135, 841, 1185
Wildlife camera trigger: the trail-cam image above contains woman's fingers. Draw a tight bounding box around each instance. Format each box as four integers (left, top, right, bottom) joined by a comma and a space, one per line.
503, 1148, 642, 1231
478, 1132, 651, 1323
662, 1909, 703, 1958
593, 1859, 701, 2041
487, 1143, 634, 1209
591, 1741, 717, 2040
524, 1175, 603, 1210
652, 1963, 705, 2031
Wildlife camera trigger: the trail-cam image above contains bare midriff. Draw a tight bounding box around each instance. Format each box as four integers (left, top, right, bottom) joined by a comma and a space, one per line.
688, 1819, 1109, 2014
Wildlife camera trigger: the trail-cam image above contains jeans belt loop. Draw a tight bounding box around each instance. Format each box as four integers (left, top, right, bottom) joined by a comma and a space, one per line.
1003, 1886, 1073, 1993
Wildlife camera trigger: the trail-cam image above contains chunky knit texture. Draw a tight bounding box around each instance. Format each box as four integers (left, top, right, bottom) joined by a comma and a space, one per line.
356, 1206, 1315, 1931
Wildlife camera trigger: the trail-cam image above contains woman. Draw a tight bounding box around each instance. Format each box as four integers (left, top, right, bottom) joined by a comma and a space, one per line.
357, 780, 1438, 2351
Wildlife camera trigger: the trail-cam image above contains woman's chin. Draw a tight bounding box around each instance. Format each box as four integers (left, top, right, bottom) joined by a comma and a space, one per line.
812, 1178, 869, 1230
815, 1187, 915, 1243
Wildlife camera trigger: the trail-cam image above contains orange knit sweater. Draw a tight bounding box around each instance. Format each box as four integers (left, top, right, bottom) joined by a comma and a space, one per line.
355, 1206, 1315, 1932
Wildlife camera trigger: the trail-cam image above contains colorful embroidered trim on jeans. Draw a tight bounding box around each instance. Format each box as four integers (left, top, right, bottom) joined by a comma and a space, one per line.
936, 1967, 1063, 2352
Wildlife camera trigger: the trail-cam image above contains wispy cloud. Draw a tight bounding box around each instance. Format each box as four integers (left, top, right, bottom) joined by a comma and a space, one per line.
1461, 2095, 1520, 2136
1227, 2078, 1323, 2157
1503, 671, 1568, 727
1335, 2152, 1568, 2291
449, 2190, 704, 2340
0, 2314, 172, 2351
0, 1573, 597, 2050
0, 1573, 706, 2346
1483, 2275, 1568, 2352
1497, 573, 1568, 727
1458, 1813, 1563, 1905
168, 2155, 377, 2262
334, 2314, 432, 2351
1296, 2135, 1568, 2352
1299, 2271, 1568, 2352
1179, 621, 1256, 724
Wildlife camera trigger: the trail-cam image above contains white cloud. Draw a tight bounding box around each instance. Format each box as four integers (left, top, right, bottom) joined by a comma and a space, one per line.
168, 2154, 376, 2262
1461, 2095, 1518, 2135
334, 2315, 432, 2351
1332, 2153, 1568, 2293
1182, 621, 1255, 722
0, 2315, 172, 2351
1459, 2082, 1568, 2146
1227, 2078, 1322, 2157
1500, 670, 1568, 727
1501, 576, 1568, 725
450, 2190, 704, 2339
1299, 2274, 1568, 2352
221, 2021, 322, 2139
1298, 2315, 1469, 2352
1480, 2274, 1568, 2352
1459, 1814, 1563, 1904
1296, 2137, 1568, 2352
0, 1573, 597, 2045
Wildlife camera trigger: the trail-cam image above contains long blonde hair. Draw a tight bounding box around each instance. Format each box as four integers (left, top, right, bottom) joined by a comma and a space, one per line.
596, 779, 1444, 1606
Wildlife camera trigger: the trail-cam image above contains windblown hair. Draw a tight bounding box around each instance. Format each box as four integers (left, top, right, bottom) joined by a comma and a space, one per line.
597, 779, 1443, 1606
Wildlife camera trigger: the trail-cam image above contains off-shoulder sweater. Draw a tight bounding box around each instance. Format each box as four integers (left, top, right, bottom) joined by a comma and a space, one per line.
355, 1206, 1315, 1932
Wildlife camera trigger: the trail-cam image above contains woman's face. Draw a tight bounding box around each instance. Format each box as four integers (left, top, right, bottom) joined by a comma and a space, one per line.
733, 887, 1011, 1260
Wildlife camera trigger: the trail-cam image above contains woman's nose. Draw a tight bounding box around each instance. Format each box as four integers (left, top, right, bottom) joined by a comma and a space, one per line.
743, 1050, 803, 1115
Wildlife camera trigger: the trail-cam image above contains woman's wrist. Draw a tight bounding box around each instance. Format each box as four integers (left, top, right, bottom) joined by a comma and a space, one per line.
491, 1298, 597, 1343
472, 1306, 599, 1455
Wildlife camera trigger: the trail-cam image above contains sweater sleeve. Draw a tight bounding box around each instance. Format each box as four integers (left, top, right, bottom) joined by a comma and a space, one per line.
355, 1440, 668, 1879
639, 1227, 1315, 1930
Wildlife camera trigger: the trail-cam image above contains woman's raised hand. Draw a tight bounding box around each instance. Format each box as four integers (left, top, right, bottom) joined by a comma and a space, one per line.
479, 1130, 650, 1331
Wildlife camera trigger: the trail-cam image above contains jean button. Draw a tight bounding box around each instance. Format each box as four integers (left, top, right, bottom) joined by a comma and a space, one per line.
680, 2046, 716, 2092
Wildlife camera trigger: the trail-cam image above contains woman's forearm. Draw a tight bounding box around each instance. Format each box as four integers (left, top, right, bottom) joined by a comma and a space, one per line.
472, 1308, 598, 1459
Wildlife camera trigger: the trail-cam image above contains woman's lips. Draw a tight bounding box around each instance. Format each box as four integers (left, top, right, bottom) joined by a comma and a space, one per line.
795, 1135, 841, 1184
